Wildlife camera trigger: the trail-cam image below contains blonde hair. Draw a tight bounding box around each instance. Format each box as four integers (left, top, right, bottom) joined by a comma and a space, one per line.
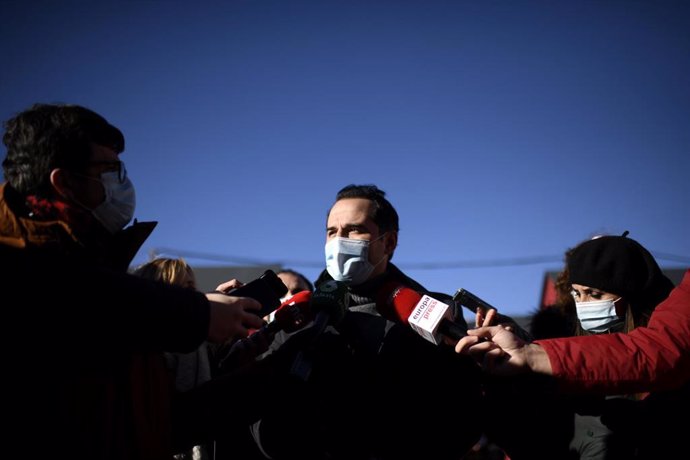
133, 257, 196, 288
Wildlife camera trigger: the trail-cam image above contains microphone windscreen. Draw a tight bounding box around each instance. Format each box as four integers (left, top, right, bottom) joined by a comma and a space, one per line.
312, 280, 349, 326
376, 282, 422, 325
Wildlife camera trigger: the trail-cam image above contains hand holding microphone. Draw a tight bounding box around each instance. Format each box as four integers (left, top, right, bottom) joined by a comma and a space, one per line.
217, 290, 315, 372
454, 288, 534, 342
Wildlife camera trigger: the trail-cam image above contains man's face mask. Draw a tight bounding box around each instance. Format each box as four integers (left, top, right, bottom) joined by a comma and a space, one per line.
325, 234, 386, 286
67, 165, 136, 234
575, 298, 623, 333
91, 170, 136, 233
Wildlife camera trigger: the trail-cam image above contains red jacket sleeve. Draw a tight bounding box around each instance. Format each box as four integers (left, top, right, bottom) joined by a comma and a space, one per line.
536, 269, 690, 394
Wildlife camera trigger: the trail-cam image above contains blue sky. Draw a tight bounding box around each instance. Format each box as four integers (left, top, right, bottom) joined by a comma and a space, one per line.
2, 0, 689, 317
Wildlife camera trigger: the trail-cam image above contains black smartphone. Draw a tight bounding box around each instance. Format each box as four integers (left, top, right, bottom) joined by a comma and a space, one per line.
452, 288, 497, 314
226, 269, 288, 317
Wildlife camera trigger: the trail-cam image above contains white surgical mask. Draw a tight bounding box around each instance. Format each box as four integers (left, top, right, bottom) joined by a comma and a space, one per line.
575, 298, 623, 333
325, 235, 386, 286
90, 170, 136, 234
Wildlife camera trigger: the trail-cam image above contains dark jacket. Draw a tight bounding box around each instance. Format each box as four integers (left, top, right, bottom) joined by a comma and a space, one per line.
0, 183, 210, 460
252, 264, 484, 460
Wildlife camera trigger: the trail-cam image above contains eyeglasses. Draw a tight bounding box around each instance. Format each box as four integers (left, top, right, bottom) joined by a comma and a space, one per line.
87, 160, 128, 183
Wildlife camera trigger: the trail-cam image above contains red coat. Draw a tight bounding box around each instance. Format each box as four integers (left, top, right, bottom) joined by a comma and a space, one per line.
537, 269, 690, 394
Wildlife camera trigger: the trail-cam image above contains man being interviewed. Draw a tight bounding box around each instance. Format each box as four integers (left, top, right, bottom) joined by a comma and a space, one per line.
255, 184, 483, 460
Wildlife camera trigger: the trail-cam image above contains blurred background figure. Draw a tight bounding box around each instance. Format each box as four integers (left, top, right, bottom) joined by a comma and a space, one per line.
132, 257, 212, 391
529, 247, 578, 340
268, 269, 314, 323
133, 257, 213, 460
277, 269, 314, 301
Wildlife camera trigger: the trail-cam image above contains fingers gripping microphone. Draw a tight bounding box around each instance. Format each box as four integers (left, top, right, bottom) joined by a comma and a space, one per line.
377, 283, 466, 345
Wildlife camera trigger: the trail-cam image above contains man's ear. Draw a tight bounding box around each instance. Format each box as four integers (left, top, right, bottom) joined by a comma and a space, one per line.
384, 231, 398, 257
49, 168, 72, 199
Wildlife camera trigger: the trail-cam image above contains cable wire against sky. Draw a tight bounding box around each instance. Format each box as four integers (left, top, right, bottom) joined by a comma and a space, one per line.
150, 247, 690, 269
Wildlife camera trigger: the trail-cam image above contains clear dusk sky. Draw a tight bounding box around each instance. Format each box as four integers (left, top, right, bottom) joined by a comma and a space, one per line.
2, 0, 688, 317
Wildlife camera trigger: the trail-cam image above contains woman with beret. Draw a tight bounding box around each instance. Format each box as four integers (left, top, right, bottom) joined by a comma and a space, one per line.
460, 233, 687, 459
562, 233, 675, 459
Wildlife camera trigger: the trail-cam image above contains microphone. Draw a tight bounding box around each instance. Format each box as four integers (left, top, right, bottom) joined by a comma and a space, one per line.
219, 292, 316, 373
309, 280, 350, 335
376, 283, 467, 345
290, 280, 349, 381
265, 290, 313, 334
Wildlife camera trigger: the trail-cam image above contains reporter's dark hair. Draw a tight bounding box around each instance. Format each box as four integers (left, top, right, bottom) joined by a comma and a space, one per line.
2, 103, 124, 197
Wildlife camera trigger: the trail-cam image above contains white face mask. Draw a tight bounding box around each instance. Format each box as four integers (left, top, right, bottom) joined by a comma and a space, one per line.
90, 170, 136, 234
325, 235, 386, 286
575, 298, 623, 333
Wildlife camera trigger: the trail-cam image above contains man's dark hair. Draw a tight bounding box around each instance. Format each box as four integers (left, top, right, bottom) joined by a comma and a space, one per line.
332, 184, 400, 234
2, 103, 124, 197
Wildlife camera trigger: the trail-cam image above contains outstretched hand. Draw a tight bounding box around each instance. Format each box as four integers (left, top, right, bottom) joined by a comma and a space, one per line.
206, 292, 264, 343
455, 325, 536, 376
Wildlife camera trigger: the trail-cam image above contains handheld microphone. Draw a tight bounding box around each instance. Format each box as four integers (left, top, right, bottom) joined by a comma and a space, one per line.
376, 281, 423, 325
222, 291, 316, 372
377, 283, 467, 345
290, 280, 349, 381
265, 290, 313, 334
309, 280, 350, 335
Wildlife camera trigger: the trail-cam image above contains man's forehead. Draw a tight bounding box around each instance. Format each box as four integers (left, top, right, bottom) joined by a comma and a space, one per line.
327, 198, 375, 224
89, 143, 119, 161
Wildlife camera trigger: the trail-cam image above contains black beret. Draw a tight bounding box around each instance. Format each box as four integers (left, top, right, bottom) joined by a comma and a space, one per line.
567, 235, 674, 309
